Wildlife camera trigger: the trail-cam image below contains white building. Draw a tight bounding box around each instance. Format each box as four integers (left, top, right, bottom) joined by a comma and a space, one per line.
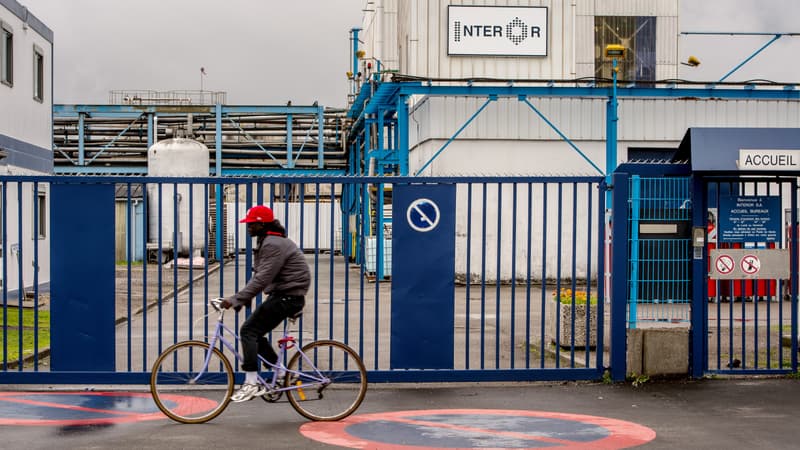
0, 0, 52, 295
355, 0, 800, 280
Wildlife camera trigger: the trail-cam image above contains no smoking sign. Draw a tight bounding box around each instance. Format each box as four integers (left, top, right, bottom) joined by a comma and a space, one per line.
715, 255, 735, 275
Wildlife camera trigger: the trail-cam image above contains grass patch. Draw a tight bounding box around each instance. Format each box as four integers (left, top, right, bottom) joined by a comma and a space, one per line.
116, 260, 143, 266
0, 307, 50, 363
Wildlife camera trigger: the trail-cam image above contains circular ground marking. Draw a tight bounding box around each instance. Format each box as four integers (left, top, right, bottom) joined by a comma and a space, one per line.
0, 391, 216, 426
301, 409, 656, 449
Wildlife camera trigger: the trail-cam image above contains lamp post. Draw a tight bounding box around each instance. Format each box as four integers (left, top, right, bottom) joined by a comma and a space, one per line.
604, 44, 625, 206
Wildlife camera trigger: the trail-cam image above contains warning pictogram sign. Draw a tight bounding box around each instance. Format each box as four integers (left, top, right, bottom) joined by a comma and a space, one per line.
740, 254, 761, 275
715, 255, 735, 275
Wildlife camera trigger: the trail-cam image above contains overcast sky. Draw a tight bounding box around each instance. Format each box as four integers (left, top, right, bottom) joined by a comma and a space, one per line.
17, 0, 800, 107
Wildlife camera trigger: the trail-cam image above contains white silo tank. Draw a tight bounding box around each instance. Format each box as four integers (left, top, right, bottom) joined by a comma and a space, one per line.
147, 138, 210, 257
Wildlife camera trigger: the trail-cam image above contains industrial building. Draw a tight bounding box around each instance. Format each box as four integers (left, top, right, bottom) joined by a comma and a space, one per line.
0, 0, 52, 295
2, 0, 800, 385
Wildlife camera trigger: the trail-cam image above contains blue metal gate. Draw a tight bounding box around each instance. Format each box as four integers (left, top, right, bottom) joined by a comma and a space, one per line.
698, 176, 798, 375
1, 175, 611, 384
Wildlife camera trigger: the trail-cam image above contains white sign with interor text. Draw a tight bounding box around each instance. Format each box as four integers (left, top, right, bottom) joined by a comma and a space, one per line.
738, 149, 800, 170
447, 6, 548, 56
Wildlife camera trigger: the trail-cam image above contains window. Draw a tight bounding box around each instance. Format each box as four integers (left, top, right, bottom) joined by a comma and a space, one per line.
34, 187, 46, 239
1, 21, 12, 86
594, 16, 656, 84
33, 45, 44, 102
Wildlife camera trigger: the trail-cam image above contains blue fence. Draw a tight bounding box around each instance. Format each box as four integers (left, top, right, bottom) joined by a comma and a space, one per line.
702, 177, 798, 375
1, 175, 611, 384
627, 175, 692, 327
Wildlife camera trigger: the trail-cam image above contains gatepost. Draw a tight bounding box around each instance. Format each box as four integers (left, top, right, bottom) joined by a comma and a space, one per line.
50, 182, 116, 371
390, 184, 456, 369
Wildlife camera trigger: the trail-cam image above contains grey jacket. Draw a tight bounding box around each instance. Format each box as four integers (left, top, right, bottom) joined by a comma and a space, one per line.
228, 234, 311, 309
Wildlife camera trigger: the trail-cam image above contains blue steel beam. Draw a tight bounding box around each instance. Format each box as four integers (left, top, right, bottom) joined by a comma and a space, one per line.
396, 83, 800, 100
214, 168, 345, 176
718, 34, 783, 82
521, 97, 603, 175
54, 104, 324, 115
396, 94, 409, 176
415, 96, 497, 176
53, 166, 148, 175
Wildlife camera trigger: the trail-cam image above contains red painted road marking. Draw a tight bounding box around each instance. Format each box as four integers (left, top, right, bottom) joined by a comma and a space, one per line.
0, 392, 218, 426
301, 409, 657, 450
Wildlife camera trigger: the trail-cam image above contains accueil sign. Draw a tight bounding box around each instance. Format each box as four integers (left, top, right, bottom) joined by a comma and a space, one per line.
448, 6, 548, 57
738, 149, 800, 170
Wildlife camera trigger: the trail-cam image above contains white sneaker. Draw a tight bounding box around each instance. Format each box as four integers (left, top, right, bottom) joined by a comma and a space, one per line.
230, 383, 267, 402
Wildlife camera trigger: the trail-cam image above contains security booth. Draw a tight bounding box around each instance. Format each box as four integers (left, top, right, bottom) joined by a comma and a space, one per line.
676, 128, 800, 377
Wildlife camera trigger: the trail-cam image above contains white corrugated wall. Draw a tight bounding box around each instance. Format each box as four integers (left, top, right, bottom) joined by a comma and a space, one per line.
408, 96, 800, 147
364, 0, 679, 80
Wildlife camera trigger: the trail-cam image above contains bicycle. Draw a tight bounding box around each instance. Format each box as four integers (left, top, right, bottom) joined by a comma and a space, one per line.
149, 298, 368, 424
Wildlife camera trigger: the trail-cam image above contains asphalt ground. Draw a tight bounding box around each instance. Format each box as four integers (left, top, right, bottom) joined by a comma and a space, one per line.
1, 377, 799, 449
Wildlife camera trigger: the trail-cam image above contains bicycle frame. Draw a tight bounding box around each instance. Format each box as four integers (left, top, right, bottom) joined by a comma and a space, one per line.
197, 308, 331, 394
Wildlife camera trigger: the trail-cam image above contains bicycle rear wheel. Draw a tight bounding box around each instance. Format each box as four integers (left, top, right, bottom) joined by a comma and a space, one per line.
150, 340, 234, 424
285, 340, 367, 421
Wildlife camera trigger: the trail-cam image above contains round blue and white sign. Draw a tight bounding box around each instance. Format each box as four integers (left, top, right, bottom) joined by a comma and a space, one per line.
406, 198, 440, 232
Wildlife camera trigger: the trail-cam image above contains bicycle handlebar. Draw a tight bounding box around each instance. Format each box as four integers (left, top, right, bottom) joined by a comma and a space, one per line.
210, 298, 225, 312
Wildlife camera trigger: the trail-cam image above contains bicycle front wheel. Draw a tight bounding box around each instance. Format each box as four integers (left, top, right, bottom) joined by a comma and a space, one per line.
150, 340, 234, 424
285, 340, 367, 421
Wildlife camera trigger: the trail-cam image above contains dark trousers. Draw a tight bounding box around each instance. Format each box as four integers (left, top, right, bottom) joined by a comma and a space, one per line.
240, 293, 305, 372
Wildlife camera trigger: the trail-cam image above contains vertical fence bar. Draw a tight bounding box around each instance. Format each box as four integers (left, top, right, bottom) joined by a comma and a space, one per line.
203, 183, 209, 343
374, 182, 381, 370
141, 182, 148, 371
495, 183, 502, 368
188, 182, 194, 345
539, 183, 548, 369
596, 181, 607, 371
525, 182, 533, 369
791, 179, 799, 372
1, 182, 6, 371
16, 183, 22, 370
330, 182, 336, 343
172, 183, 179, 348
510, 183, 518, 368
33, 182, 40, 371
611, 171, 630, 381
570, 183, 578, 365
359, 181, 366, 359
314, 183, 320, 344
629, 175, 640, 329
480, 183, 487, 369
555, 183, 563, 366
585, 183, 594, 363
465, 183, 473, 369
126, 183, 133, 372
157, 183, 163, 355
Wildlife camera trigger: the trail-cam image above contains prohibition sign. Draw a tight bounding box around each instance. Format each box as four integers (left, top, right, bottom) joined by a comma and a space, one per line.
301, 409, 656, 449
741, 254, 761, 275
407, 198, 441, 232
715, 255, 735, 275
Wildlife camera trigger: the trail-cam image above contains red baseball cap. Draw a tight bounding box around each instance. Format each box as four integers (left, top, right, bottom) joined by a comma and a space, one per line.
239, 205, 274, 223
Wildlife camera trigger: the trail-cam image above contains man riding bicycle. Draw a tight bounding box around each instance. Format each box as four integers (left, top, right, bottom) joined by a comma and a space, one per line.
220, 205, 310, 402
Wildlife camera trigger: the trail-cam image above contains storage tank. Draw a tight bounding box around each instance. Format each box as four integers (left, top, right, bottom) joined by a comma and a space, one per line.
146, 138, 210, 257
